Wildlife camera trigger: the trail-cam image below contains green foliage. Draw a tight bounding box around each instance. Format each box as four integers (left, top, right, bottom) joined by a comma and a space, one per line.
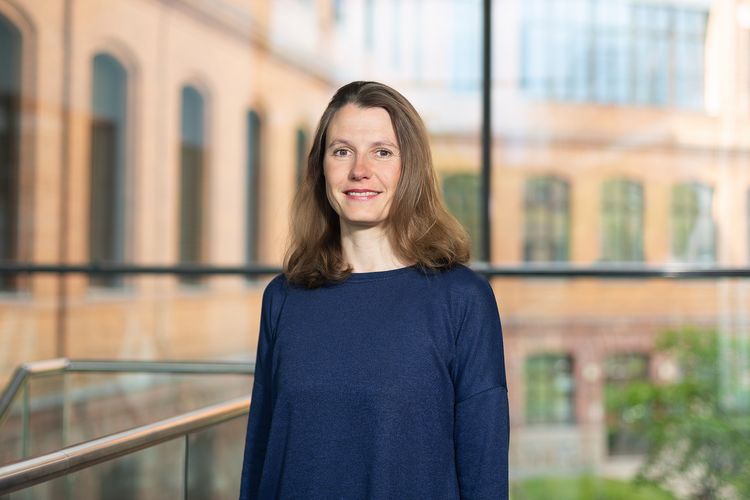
510, 475, 675, 500
608, 326, 750, 500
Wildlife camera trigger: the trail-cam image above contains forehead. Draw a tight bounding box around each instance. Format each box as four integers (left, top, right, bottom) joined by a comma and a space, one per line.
326, 104, 396, 143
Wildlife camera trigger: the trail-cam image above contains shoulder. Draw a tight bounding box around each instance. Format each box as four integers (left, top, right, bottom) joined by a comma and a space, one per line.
261, 273, 289, 311
434, 265, 500, 326
438, 263, 494, 298
419, 264, 496, 315
265, 273, 288, 294
259, 274, 291, 338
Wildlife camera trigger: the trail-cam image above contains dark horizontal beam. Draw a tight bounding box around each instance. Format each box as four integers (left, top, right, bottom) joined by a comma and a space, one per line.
472, 264, 750, 279
0, 263, 281, 276
1, 262, 750, 279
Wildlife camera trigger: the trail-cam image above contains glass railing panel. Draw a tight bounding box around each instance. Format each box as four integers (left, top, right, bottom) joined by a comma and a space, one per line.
25, 373, 66, 463
186, 415, 247, 499
0, 373, 68, 466
0, 384, 26, 467
63, 372, 251, 447
6, 437, 186, 500
0, 370, 251, 467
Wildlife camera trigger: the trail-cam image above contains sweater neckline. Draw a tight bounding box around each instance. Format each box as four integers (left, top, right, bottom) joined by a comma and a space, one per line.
344, 264, 418, 282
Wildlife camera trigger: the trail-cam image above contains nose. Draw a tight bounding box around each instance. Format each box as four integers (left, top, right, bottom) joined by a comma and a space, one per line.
349, 153, 372, 180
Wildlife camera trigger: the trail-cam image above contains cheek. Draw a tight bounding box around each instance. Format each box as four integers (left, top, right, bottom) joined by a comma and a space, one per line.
388, 162, 402, 190
323, 161, 343, 186
322, 164, 334, 192
321, 166, 340, 211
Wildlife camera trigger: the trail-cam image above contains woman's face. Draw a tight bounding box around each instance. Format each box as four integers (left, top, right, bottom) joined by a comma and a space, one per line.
323, 104, 401, 232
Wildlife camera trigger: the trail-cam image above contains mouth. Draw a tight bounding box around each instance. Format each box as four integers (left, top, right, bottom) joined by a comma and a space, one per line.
344, 190, 382, 201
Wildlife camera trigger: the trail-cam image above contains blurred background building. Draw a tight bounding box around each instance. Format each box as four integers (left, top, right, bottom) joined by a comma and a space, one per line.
1, 0, 749, 498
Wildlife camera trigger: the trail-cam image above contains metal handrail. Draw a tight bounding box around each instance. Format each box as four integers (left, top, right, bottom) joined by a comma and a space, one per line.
65, 359, 255, 374
0, 359, 254, 431
0, 395, 250, 495
2, 262, 750, 278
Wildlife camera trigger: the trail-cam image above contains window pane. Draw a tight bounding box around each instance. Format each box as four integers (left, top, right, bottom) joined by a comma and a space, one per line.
525, 354, 575, 425
443, 172, 481, 260
605, 353, 649, 456
0, 14, 21, 291
524, 176, 569, 262
672, 182, 715, 263
179, 86, 205, 285
601, 179, 643, 262
246, 110, 261, 265
89, 53, 127, 288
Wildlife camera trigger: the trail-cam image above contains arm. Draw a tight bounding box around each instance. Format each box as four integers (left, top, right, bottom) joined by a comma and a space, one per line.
452, 278, 510, 499
239, 276, 285, 500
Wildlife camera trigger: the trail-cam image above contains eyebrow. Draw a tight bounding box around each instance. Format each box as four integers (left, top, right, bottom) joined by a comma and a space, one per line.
327, 138, 399, 149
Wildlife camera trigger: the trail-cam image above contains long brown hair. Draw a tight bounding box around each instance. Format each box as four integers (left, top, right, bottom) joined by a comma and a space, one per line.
284, 81, 471, 288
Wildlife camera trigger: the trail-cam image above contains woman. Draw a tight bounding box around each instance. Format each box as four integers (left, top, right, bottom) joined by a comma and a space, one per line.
240, 81, 509, 499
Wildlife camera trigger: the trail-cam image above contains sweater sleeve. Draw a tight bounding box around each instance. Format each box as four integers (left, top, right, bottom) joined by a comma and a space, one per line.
239, 275, 285, 500
452, 277, 510, 500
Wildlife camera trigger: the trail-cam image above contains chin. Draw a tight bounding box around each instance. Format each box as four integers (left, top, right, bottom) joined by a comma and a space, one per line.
341, 212, 385, 224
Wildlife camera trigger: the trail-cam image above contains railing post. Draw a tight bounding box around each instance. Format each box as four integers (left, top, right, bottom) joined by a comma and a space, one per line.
63, 372, 72, 500
183, 434, 189, 500
62, 372, 69, 447
21, 380, 29, 460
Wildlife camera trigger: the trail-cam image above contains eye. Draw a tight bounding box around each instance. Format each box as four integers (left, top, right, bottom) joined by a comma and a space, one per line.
331, 148, 352, 158
373, 148, 394, 159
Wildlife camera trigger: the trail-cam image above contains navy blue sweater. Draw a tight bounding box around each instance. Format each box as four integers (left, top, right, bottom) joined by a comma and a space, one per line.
239, 264, 509, 499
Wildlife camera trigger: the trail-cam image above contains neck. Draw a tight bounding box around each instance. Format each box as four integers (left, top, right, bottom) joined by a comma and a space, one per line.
340, 223, 410, 273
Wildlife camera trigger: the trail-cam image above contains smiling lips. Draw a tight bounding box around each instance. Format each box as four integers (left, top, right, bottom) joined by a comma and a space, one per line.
344, 189, 382, 201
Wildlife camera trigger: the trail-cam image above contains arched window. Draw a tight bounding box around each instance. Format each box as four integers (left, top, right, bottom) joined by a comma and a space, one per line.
179, 86, 206, 285
0, 15, 21, 290
672, 182, 715, 263
246, 110, 261, 265
295, 127, 308, 188
601, 179, 643, 262
524, 176, 570, 262
89, 53, 127, 287
525, 353, 575, 425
